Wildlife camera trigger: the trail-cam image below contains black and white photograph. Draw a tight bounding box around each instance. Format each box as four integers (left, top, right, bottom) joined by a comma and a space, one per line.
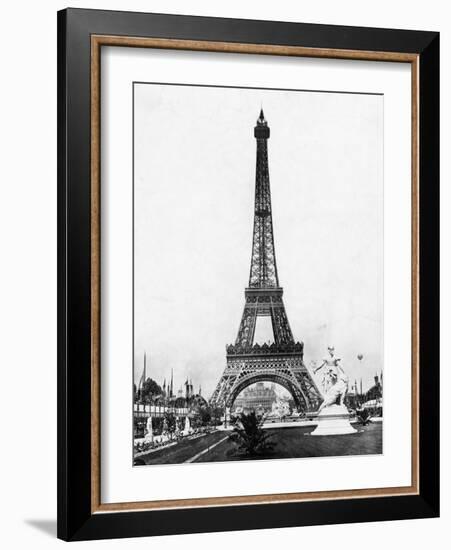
132, 82, 384, 466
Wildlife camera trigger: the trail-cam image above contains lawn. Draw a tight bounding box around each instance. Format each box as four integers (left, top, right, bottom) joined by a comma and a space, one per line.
135, 430, 228, 465
195, 423, 383, 463
135, 423, 382, 466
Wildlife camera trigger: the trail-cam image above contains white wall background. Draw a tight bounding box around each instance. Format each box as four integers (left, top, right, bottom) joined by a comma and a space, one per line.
0, 1, 447, 548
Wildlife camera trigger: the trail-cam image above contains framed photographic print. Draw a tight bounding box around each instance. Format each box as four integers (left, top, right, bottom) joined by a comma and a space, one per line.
57, 8, 439, 541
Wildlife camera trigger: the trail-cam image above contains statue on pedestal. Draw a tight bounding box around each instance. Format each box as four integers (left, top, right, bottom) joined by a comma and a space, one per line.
313, 346, 349, 412
144, 416, 153, 442
310, 346, 356, 436
182, 415, 191, 436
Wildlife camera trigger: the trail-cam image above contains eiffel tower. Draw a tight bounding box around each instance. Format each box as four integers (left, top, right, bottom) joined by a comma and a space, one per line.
210, 110, 322, 413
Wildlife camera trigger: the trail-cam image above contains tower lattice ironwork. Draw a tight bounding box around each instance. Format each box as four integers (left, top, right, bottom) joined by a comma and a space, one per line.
210, 110, 321, 413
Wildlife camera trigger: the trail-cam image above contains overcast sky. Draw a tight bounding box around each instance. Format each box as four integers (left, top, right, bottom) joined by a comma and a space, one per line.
133, 83, 383, 398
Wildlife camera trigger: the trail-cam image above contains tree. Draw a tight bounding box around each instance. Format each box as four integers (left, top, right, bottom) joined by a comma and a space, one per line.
199, 406, 212, 426
163, 411, 177, 436
230, 411, 275, 457
141, 378, 162, 403
210, 406, 224, 426
133, 383, 138, 403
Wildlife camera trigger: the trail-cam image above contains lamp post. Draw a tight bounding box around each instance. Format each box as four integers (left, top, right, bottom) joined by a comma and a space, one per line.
357, 354, 363, 406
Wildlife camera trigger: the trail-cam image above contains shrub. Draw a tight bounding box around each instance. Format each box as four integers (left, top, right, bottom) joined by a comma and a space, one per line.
230, 411, 275, 457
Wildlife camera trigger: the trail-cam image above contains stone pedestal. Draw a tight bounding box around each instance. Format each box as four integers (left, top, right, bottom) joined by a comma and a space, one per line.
144, 417, 153, 442
221, 407, 231, 428
310, 404, 357, 436
182, 416, 192, 436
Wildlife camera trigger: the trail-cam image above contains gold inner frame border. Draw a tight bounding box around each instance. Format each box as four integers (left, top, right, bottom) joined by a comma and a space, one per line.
90, 35, 419, 514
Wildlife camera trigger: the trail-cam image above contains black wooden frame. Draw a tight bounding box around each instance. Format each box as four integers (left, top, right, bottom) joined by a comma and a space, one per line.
57, 7, 439, 541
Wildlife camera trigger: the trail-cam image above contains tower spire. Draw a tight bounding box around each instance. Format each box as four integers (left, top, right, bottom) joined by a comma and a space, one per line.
249, 109, 279, 288
233, 109, 293, 347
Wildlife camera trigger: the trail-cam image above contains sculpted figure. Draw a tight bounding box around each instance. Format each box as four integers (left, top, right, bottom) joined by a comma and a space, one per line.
144, 416, 153, 441
313, 346, 349, 413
